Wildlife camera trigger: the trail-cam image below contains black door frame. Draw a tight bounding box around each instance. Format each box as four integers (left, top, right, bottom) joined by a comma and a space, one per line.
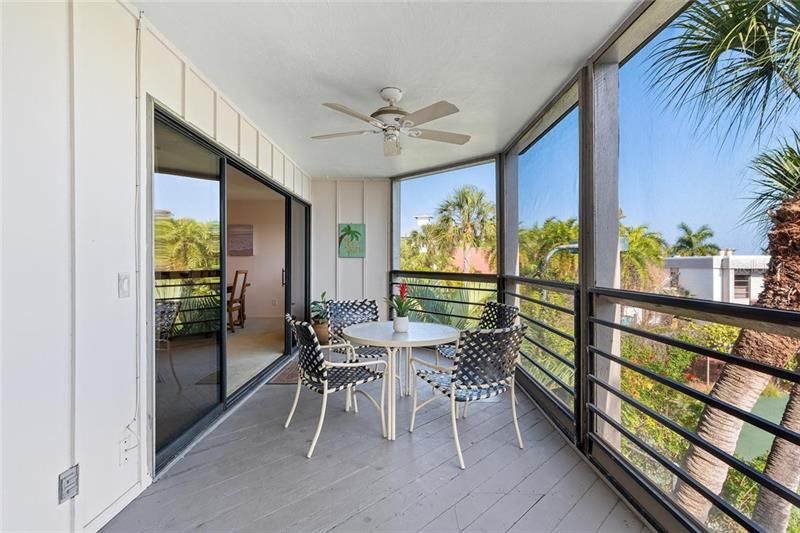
153, 106, 311, 470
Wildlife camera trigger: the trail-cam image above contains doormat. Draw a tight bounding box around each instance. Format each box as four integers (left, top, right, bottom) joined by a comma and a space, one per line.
269, 360, 298, 384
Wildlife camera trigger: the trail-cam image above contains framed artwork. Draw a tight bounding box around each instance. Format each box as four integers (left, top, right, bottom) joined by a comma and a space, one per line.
338, 223, 365, 258
228, 224, 254, 256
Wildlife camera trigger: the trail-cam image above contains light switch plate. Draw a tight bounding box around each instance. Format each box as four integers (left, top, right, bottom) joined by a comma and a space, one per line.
118, 272, 130, 298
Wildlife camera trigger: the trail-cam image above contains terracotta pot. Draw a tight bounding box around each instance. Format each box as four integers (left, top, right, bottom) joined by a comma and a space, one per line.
312, 322, 329, 344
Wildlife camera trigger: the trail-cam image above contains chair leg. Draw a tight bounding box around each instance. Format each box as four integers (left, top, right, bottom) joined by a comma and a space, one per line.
451, 389, 465, 470
285, 377, 302, 428
380, 376, 387, 438
511, 378, 523, 449
345, 385, 351, 412
409, 366, 418, 432
352, 387, 359, 413
463, 400, 469, 418
308, 386, 328, 458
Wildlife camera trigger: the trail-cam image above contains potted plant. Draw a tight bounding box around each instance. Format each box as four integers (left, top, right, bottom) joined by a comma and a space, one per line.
310, 291, 329, 344
385, 283, 418, 333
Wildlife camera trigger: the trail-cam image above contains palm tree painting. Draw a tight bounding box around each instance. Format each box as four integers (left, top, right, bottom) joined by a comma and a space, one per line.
338, 223, 365, 258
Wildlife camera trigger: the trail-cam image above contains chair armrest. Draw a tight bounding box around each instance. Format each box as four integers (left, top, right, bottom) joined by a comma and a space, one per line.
319, 343, 352, 351
329, 332, 348, 344
409, 357, 455, 373
324, 360, 388, 369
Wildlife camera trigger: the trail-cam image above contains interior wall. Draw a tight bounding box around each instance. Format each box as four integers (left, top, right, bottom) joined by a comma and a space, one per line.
226, 199, 286, 318
0, 1, 312, 531
310, 179, 391, 318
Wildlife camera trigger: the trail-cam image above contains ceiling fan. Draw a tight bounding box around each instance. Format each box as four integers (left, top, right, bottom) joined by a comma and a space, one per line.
312, 87, 471, 156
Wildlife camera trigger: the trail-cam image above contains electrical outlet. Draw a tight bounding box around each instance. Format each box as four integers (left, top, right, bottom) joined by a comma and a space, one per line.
119, 438, 131, 466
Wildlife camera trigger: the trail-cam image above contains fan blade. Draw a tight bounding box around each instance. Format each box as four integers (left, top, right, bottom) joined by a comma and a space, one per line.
323, 103, 384, 128
412, 129, 471, 145
384, 137, 401, 157
399, 101, 459, 128
311, 131, 374, 140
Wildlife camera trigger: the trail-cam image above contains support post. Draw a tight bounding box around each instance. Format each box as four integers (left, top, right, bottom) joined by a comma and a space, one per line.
579, 62, 621, 450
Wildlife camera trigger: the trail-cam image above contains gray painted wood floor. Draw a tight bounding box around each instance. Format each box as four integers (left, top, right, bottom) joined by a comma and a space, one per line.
104, 360, 646, 533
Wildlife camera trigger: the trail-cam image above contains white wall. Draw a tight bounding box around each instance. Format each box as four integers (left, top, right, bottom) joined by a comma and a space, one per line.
1, 2, 312, 531
311, 179, 391, 318
226, 199, 286, 318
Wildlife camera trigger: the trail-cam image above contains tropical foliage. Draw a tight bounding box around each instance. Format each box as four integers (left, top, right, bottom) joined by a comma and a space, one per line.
155, 215, 220, 271
670, 223, 721, 257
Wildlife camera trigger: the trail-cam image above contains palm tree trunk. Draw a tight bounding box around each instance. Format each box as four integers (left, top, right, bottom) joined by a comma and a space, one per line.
673, 195, 800, 524
751, 375, 800, 533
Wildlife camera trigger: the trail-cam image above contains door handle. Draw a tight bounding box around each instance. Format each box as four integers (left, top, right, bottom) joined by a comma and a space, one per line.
281, 268, 286, 287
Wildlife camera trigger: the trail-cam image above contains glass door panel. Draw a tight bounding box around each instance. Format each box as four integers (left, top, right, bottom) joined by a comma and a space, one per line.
153, 118, 223, 454
290, 199, 308, 323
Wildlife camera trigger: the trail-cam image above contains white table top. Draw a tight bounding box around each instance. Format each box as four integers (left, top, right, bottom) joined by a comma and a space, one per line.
342, 321, 460, 348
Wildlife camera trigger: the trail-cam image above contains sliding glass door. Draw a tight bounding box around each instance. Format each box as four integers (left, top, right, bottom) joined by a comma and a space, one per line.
153, 117, 224, 459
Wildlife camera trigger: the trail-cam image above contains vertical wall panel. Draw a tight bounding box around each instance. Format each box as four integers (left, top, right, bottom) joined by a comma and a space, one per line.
73, 2, 140, 528
311, 180, 337, 298
1, 3, 74, 530
239, 119, 258, 165
364, 181, 391, 318
184, 68, 215, 137
258, 135, 273, 175
273, 149, 285, 185
215, 96, 239, 152
286, 160, 296, 192
141, 29, 183, 115
336, 181, 365, 299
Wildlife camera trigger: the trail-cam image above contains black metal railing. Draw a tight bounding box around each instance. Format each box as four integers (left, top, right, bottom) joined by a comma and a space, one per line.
390, 270, 499, 329
155, 269, 222, 336
586, 288, 800, 532
503, 274, 581, 441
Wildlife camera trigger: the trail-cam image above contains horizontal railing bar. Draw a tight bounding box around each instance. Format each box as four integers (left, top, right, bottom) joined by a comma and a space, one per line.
407, 294, 487, 308
589, 375, 800, 509
391, 281, 498, 293
589, 406, 759, 532
503, 274, 578, 293
588, 435, 715, 533
176, 307, 219, 313
591, 287, 800, 338
155, 295, 221, 301
409, 308, 478, 322
517, 365, 575, 420
505, 290, 575, 315
519, 312, 575, 342
391, 269, 498, 283
590, 317, 800, 383
174, 319, 219, 326
155, 269, 221, 279
590, 345, 800, 445
523, 334, 576, 369
155, 282, 220, 288
519, 351, 575, 395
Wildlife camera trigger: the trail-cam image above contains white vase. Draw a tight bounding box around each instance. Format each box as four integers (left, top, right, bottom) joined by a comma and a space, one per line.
393, 316, 409, 333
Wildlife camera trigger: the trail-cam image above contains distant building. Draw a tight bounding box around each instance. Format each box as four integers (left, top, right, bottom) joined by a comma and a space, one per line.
664, 250, 769, 305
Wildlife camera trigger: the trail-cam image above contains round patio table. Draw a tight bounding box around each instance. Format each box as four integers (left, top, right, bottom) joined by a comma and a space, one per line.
342, 321, 459, 440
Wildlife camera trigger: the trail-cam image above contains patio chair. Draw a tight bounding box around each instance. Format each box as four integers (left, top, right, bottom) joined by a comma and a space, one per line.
284, 314, 386, 458
227, 270, 248, 332
409, 324, 526, 469
436, 301, 520, 362
155, 299, 181, 388
327, 298, 407, 396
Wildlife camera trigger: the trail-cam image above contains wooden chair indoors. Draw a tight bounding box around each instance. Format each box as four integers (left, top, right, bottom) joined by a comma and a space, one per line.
228, 270, 249, 332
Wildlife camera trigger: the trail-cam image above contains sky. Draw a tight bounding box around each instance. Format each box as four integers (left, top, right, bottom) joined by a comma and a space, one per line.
403, 27, 800, 256
154, 173, 220, 222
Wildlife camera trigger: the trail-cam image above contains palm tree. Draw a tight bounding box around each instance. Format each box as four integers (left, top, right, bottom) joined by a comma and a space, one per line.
400, 224, 452, 272
155, 217, 219, 271
670, 223, 721, 257
620, 224, 668, 290
650, 1, 800, 528
518, 217, 579, 280
436, 185, 495, 272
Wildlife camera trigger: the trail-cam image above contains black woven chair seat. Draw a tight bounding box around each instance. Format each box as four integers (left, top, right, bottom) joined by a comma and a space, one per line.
331, 344, 386, 359
436, 344, 457, 359
305, 366, 383, 394
416, 369, 509, 402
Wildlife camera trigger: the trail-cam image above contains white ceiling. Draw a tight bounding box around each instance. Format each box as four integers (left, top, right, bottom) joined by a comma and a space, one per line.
137, 1, 640, 179
227, 165, 285, 201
